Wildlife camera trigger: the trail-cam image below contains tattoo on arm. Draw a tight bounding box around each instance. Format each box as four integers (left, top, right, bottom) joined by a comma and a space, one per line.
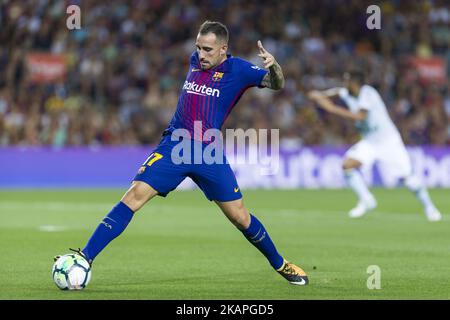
261, 62, 285, 90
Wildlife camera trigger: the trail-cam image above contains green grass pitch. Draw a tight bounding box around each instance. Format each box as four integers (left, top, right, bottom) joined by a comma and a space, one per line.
0, 188, 449, 300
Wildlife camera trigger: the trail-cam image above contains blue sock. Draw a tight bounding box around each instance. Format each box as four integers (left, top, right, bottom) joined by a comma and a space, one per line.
82, 201, 134, 263
241, 214, 284, 270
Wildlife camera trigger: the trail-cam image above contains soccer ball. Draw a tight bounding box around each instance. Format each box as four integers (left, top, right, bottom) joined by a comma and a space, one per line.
52, 254, 91, 290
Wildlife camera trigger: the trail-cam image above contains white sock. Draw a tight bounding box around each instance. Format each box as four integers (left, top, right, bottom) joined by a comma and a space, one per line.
344, 169, 374, 203
403, 175, 434, 209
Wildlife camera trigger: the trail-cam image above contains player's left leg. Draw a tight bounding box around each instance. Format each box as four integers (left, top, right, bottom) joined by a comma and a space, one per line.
401, 174, 442, 221
215, 198, 308, 285
379, 140, 442, 221
190, 157, 308, 285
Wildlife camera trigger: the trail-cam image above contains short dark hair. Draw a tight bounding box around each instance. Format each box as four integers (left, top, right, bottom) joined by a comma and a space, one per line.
344, 69, 365, 85
198, 21, 229, 43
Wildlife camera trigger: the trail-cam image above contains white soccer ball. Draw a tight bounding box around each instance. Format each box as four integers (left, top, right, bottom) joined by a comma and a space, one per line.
52, 254, 91, 290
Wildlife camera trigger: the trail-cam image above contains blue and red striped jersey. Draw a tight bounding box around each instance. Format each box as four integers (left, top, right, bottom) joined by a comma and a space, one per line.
165, 51, 268, 140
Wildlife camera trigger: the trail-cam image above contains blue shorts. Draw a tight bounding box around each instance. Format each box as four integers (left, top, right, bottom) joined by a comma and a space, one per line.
133, 134, 242, 202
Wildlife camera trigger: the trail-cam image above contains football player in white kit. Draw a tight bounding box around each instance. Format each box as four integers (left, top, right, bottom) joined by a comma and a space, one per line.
308, 70, 442, 221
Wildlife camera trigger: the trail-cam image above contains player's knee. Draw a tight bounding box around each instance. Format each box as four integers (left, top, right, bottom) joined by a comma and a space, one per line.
404, 175, 422, 191
342, 160, 353, 171
232, 215, 250, 230
121, 182, 157, 212
343, 158, 361, 171
217, 199, 250, 229
231, 206, 251, 230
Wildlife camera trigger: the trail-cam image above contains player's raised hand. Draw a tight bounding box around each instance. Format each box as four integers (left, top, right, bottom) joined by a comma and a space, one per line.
257, 40, 276, 69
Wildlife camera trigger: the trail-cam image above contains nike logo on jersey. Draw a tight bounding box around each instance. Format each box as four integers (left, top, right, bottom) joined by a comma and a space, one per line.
234, 187, 239, 193
191, 68, 201, 72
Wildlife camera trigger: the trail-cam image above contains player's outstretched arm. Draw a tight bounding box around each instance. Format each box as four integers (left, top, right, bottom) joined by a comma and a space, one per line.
257, 40, 285, 90
307, 90, 367, 122
321, 87, 348, 98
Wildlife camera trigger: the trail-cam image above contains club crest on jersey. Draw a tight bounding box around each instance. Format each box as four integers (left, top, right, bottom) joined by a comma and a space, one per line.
212, 72, 224, 81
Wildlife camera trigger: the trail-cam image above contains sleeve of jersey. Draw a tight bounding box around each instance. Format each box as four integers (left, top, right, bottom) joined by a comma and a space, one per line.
237, 58, 268, 88
357, 87, 372, 111
341, 94, 360, 114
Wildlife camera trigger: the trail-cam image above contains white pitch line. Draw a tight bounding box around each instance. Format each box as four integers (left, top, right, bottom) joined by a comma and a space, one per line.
38, 225, 68, 232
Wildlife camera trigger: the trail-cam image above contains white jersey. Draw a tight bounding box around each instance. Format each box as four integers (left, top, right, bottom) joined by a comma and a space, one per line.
339, 85, 401, 143
338, 85, 412, 179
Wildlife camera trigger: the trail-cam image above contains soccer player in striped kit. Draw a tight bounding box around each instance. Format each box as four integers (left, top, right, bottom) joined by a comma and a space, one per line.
58, 21, 309, 286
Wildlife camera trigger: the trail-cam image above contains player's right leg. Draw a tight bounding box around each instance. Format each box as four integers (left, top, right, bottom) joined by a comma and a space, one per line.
343, 141, 377, 218
75, 181, 158, 265
64, 135, 188, 265
55, 181, 158, 265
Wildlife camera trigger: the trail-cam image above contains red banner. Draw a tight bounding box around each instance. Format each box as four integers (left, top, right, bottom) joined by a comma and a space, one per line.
26, 53, 67, 83
407, 57, 447, 86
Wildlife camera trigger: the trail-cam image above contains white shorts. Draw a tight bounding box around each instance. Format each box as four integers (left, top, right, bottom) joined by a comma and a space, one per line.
345, 138, 412, 179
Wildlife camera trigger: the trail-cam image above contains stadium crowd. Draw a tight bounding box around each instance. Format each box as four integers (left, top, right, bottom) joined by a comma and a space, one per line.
1, 0, 449, 147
